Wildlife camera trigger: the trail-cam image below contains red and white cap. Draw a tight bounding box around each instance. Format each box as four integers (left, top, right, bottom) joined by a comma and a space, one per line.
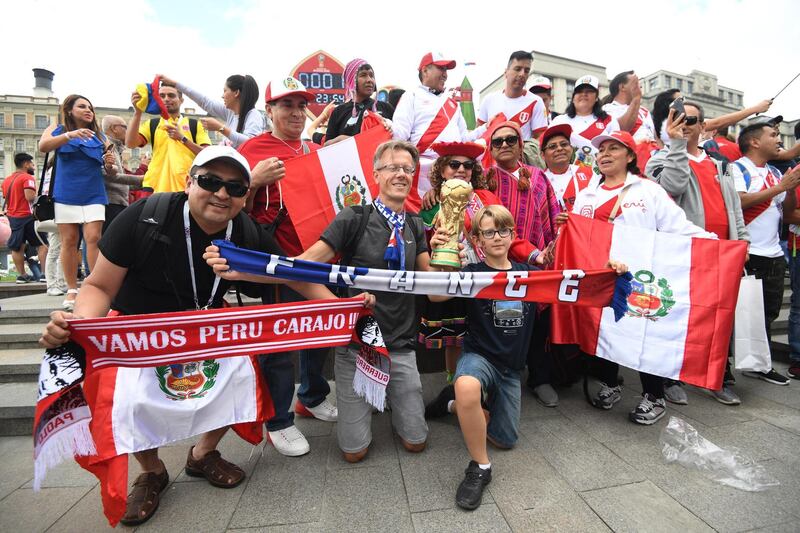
192, 145, 252, 183
529, 76, 552, 90
540, 124, 572, 148
591, 130, 637, 153
264, 76, 315, 104
418, 52, 456, 71
574, 74, 600, 91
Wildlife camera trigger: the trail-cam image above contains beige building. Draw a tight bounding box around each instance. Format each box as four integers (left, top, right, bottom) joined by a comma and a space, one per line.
1, 68, 222, 181
479, 50, 609, 114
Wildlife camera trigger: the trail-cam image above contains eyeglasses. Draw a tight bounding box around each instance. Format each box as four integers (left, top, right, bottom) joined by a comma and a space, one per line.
479, 228, 513, 239
491, 135, 519, 149
377, 164, 416, 175
192, 174, 249, 197
544, 141, 571, 151
113, 124, 127, 130
447, 160, 475, 171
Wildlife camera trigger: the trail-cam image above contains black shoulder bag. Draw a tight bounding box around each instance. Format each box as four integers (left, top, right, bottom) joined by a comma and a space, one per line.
32, 151, 57, 222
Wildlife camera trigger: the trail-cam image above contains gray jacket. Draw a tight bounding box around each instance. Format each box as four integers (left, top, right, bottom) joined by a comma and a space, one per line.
645, 138, 748, 242
104, 139, 144, 206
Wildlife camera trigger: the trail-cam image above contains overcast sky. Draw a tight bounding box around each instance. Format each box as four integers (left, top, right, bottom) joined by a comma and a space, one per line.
6, 0, 800, 122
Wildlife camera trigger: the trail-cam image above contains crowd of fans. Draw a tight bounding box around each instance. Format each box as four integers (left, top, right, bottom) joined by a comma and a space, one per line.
8, 49, 800, 520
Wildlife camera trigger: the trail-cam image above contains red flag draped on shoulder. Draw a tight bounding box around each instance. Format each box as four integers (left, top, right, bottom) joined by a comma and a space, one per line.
280, 124, 391, 250
551, 215, 747, 391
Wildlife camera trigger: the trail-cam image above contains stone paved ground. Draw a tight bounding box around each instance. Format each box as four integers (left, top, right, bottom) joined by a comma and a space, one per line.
2, 363, 800, 532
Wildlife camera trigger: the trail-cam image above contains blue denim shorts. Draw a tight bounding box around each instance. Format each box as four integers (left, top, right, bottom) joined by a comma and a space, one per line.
455, 351, 521, 447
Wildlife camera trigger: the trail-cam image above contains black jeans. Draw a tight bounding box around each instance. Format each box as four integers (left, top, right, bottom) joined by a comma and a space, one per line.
596, 358, 664, 399
745, 254, 786, 339
526, 307, 553, 387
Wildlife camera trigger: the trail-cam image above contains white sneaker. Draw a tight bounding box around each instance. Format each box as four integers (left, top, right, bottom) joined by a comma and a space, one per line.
47, 287, 65, 296
268, 425, 310, 457
295, 398, 338, 422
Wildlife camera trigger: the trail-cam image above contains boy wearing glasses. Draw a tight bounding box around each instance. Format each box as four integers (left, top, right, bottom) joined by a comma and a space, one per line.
426, 204, 536, 510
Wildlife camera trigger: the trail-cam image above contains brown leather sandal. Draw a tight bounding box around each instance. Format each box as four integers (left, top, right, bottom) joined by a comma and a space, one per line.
184, 446, 245, 488
119, 467, 169, 526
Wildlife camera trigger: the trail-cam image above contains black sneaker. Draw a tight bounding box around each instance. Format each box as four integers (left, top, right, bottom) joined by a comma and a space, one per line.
743, 369, 790, 386
455, 461, 491, 510
15, 274, 34, 284
629, 394, 666, 425
593, 383, 622, 410
424, 385, 455, 419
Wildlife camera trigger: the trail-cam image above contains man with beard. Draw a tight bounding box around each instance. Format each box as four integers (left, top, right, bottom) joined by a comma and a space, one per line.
126, 81, 211, 192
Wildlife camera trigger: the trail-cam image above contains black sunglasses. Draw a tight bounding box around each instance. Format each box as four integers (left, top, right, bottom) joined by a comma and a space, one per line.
684, 116, 699, 126
447, 160, 475, 171
491, 135, 519, 149
192, 173, 249, 198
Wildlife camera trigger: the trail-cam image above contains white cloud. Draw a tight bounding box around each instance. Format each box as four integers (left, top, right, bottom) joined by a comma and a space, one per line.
4, 0, 799, 121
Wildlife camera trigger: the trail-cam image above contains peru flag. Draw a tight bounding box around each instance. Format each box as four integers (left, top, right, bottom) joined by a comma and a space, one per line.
281, 125, 391, 250
551, 215, 747, 390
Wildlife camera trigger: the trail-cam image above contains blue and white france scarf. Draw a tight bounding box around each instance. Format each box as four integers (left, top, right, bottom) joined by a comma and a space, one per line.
373, 198, 406, 271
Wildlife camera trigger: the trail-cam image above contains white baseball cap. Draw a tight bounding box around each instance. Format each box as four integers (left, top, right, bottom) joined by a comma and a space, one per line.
264, 76, 315, 104
530, 76, 552, 90
192, 145, 252, 183
574, 74, 600, 91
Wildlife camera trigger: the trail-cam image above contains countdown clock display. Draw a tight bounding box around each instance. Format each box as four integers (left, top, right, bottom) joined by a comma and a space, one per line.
290, 50, 346, 118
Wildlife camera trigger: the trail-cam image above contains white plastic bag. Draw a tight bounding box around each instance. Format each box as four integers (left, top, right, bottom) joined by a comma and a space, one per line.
733, 275, 772, 372
659, 416, 779, 491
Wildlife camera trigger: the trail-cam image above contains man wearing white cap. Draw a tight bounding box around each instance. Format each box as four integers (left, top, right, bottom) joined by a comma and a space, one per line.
530, 76, 557, 122
392, 52, 485, 209
238, 77, 340, 457
478, 51, 547, 141
40, 145, 341, 525
550, 74, 620, 160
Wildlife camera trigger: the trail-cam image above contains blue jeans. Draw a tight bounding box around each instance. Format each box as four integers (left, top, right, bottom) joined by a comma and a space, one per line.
455, 351, 521, 448
789, 253, 800, 364
259, 285, 331, 431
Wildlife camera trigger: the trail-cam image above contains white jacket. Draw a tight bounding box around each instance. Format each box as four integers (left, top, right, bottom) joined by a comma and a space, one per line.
572, 172, 717, 238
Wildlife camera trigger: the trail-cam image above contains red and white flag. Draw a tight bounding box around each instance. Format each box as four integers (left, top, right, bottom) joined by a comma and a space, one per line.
281, 126, 391, 250
552, 215, 747, 390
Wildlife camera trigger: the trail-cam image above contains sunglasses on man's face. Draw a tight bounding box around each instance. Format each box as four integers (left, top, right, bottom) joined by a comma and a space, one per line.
192, 174, 249, 197
491, 135, 519, 149
447, 159, 475, 171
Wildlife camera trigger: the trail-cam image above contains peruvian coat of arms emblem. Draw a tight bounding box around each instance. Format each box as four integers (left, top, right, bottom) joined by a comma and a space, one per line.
156, 360, 219, 401
626, 269, 675, 320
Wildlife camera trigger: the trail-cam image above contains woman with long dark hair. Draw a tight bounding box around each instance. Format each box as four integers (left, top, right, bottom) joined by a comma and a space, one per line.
39, 94, 116, 310
159, 74, 264, 147
550, 74, 620, 162
567, 128, 714, 425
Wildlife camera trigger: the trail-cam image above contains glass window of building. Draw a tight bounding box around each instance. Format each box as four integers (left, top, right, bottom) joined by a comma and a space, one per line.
687, 81, 693, 94
13, 114, 26, 129
648, 78, 658, 91
675, 79, 682, 91
566, 79, 575, 94
15, 139, 25, 152
0, 113, 4, 127
35, 115, 49, 129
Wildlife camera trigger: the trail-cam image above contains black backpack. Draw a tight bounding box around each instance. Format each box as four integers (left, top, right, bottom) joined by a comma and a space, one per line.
148, 118, 198, 151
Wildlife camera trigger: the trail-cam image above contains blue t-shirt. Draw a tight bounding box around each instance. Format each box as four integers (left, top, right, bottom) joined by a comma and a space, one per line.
462, 261, 536, 372
52, 125, 108, 206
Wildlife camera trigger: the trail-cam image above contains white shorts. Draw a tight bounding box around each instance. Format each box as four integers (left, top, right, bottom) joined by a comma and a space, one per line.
54, 203, 105, 224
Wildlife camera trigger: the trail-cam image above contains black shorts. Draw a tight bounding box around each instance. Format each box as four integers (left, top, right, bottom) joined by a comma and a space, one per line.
7, 216, 47, 251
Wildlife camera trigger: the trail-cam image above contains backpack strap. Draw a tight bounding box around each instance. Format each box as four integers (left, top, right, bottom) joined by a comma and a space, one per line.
149, 118, 159, 152
301, 141, 311, 155
133, 192, 174, 271
340, 205, 371, 267
733, 161, 752, 190
188, 118, 198, 143
235, 211, 260, 250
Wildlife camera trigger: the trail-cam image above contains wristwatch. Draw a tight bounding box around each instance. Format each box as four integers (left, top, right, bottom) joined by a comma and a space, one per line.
180, 136, 189, 144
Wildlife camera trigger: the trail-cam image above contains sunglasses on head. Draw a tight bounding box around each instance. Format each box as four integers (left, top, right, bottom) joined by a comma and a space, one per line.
192, 173, 249, 197
447, 159, 475, 171
491, 135, 519, 149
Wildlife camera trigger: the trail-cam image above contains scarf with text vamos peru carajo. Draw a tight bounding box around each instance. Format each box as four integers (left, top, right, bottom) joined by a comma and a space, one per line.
551, 215, 748, 391
33, 298, 385, 526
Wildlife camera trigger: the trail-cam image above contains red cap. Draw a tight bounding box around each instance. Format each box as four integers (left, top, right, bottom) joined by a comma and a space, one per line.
264, 76, 315, 104
431, 142, 485, 160
591, 130, 637, 153
539, 124, 572, 149
418, 52, 456, 71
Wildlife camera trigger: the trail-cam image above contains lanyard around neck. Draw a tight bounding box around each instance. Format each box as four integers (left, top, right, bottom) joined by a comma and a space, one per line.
183, 202, 233, 310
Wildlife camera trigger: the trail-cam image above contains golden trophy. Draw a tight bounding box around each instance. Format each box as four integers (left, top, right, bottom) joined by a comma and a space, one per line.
431, 179, 473, 267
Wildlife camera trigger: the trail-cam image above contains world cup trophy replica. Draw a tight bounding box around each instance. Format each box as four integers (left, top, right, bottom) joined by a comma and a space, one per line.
431, 179, 473, 267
